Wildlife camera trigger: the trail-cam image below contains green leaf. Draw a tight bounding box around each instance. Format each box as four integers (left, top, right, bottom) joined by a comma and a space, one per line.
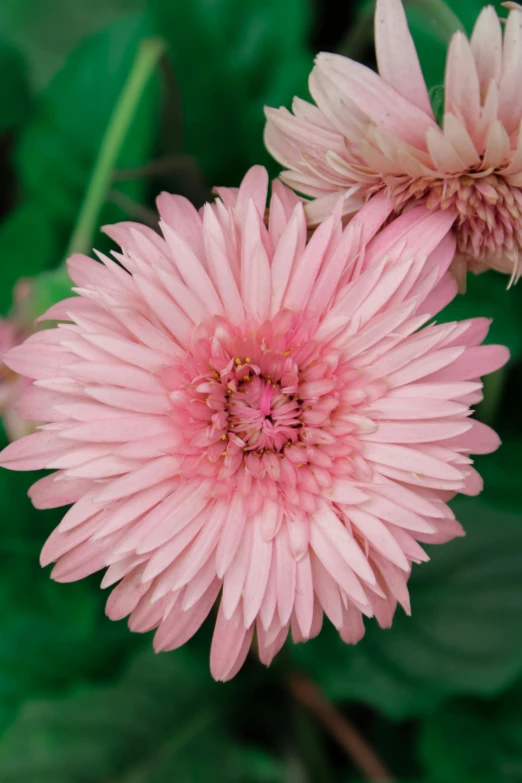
439, 271, 522, 361
20, 265, 73, 323
474, 436, 522, 513
0, 577, 138, 737
292, 497, 522, 719
0, 452, 139, 736
0, 649, 284, 782
147, 0, 313, 183
0, 0, 144, 90
15, 12, 160, 233
0, 203, 57, 315
420, 683, 522, 782
0, 38, 31, 131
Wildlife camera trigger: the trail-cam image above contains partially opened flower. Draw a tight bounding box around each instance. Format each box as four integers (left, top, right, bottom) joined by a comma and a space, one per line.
0, 167, 507, 680
265, 0, 522, 282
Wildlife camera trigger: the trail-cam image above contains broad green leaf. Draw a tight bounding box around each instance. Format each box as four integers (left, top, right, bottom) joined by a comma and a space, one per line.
0, 451, 139, 736
420, 683, 522, 782
15, 13, 159, 233
0, 203, 57, 315
474, 436, 522, 513
292, 498, 522, 719
439, 271, 522, 361
0, 0, 143, 90
0, 38, 31, 131
0, 649, 284, 782
19, 264, 73, 323
147, 0, 313, 183
0, 576, 138, 737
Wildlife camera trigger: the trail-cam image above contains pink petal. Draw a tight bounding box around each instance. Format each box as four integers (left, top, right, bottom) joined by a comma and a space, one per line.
375, 0, 432, 116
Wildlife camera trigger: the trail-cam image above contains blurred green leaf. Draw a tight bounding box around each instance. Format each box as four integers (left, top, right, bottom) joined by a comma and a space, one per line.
15, 12, 159, 234
420, 683, 522, 782
0, 455, 140, 737
0, 203, 57, 315
0, 38, 31, 131
147, 0, 313, 183
0, 0, 144, 90
0, 649, 284, 782
475, 436, 522, 513
292, 498, 522, 719
0, 576, 138, 737
439, 271, 522, 361
20, 264, 73, 322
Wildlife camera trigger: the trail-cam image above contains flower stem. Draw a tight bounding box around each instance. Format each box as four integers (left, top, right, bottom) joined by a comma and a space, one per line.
65, 37, 165, 258
287, 672, 394, 782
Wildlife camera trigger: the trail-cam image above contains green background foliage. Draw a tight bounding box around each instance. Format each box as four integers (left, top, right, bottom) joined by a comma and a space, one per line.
0, 0, 518, 780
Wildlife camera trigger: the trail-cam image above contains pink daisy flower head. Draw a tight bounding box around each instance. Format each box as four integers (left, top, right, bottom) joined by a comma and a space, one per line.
265, 0, 522, 282
0, 167, 507, 680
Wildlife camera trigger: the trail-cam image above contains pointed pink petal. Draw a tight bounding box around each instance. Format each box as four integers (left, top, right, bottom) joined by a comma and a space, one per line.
375, 0, 432, 116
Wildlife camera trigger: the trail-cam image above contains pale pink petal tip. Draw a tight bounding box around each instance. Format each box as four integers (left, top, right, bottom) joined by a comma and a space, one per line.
0, 165, 507, 680
264, 0, 522, 279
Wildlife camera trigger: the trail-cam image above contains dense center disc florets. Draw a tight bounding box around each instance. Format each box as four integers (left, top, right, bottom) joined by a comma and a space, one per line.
166, 313, 374, 507
226, 374, 303, 452
389, 172, 522, 277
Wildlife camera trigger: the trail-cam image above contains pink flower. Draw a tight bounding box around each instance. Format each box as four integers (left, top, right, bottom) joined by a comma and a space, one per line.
0, 167, 507, 680
265, 0, 522, 282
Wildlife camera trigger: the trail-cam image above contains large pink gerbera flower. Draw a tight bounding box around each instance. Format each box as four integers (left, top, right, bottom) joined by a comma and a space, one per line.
0, 167, 507, 680
265, 0, 522, 281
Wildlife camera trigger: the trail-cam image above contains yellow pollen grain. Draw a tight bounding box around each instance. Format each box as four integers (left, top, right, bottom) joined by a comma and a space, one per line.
243, 375, 250, 381
244, 357, 250, 363
297, 463, 305, 468
284, 349, 291, 356
234, 358, 241, 365
220, 434, 226, 440
221, 451, 227, 457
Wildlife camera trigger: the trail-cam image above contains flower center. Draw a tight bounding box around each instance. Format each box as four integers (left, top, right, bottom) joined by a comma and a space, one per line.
165, 313, 377, 506
227, 374, 302, 452
389, 172, 522, 274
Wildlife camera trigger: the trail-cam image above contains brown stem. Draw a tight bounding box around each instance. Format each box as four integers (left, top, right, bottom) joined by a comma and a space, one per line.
107, 188, 159, 227
111, 154, 198, 181
287, 672, 395, 782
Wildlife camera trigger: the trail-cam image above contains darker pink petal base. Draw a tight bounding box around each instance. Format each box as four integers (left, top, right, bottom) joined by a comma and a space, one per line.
0, 166, 508, 680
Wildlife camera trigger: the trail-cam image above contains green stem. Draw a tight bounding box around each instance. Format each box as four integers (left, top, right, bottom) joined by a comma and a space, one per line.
65, 37, 165, 258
